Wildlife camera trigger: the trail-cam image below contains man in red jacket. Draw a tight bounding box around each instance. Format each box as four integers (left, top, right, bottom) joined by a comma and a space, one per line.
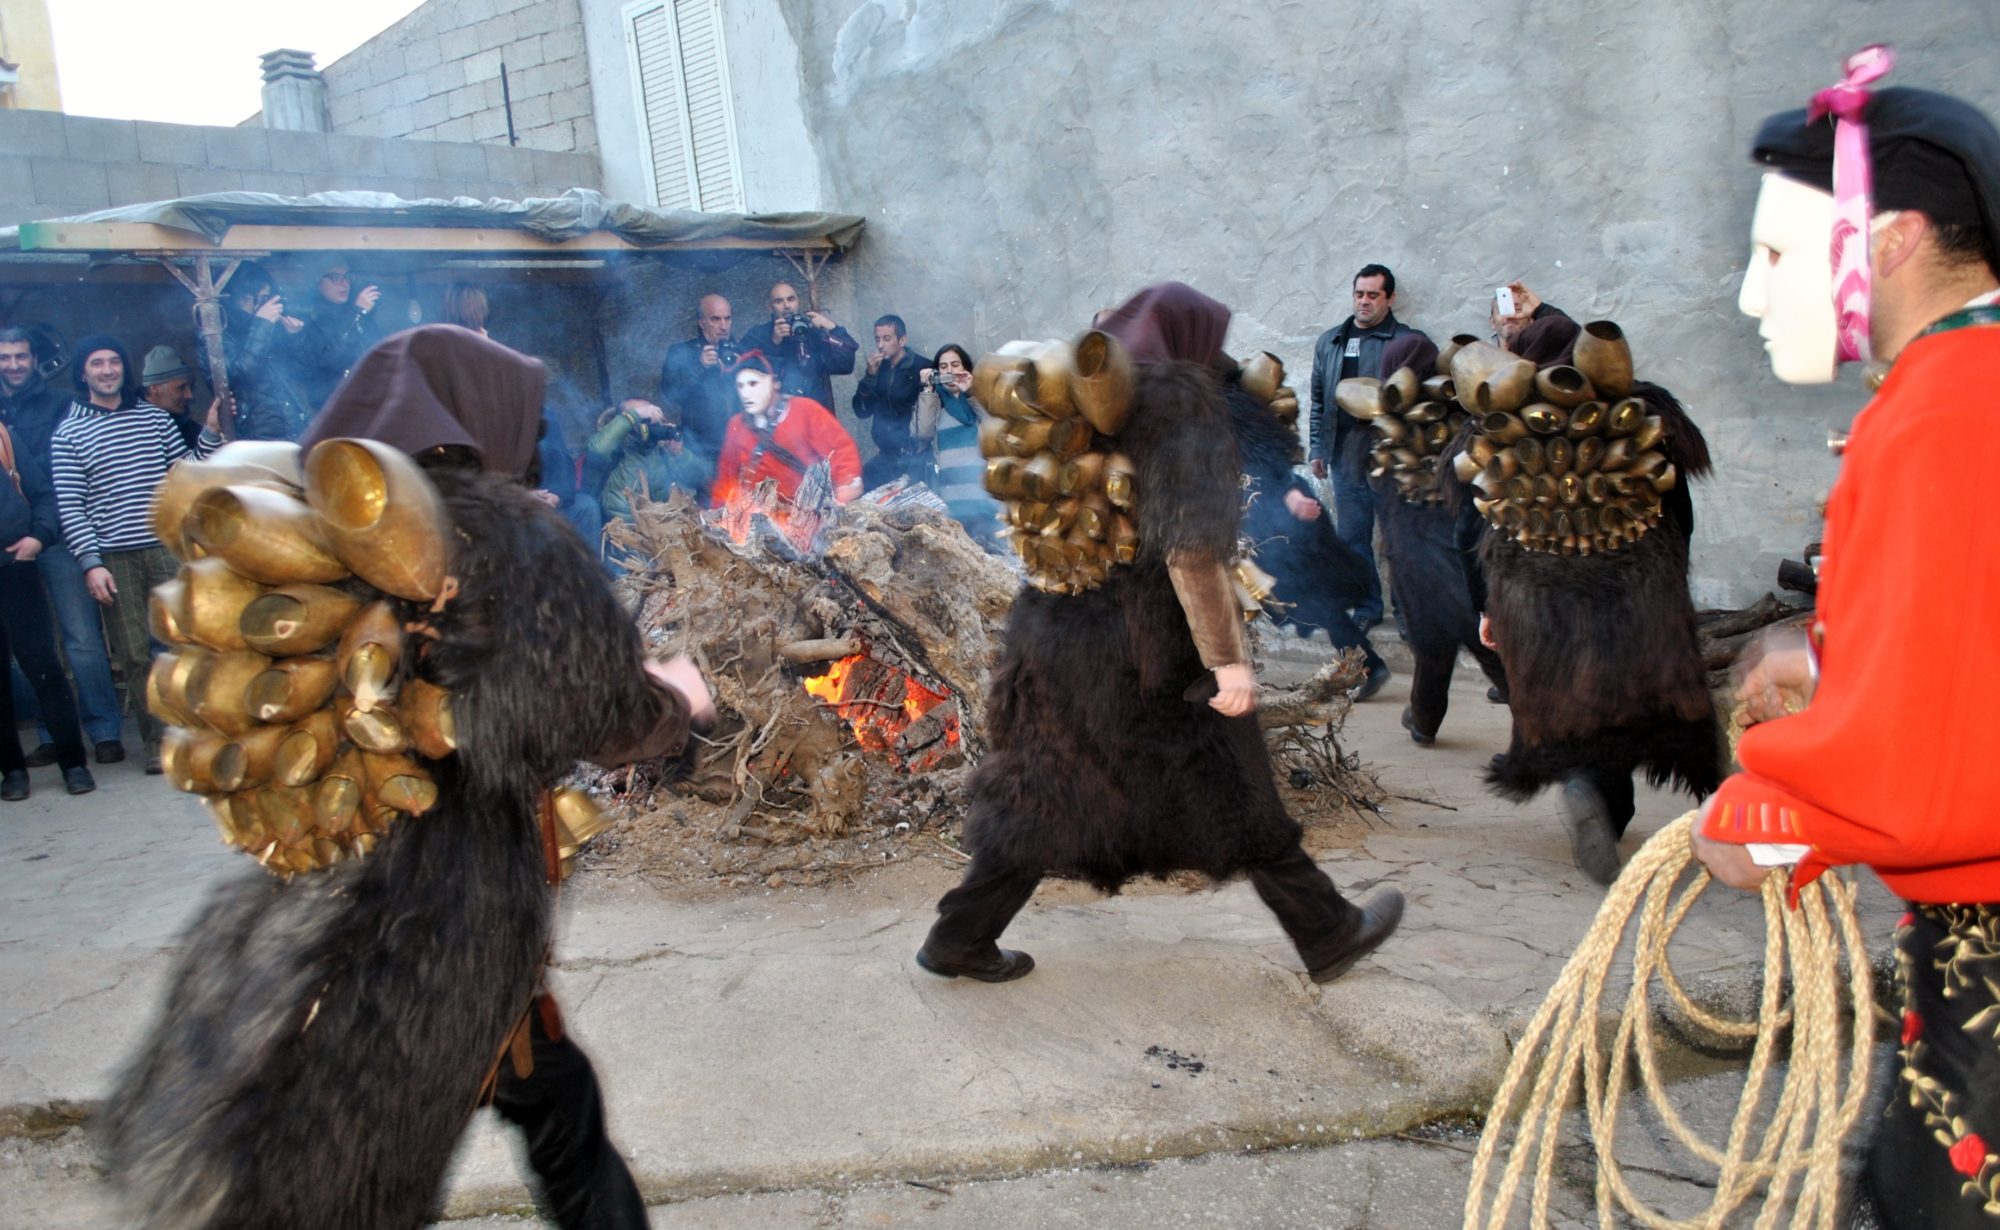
1692, 59, 2000, 1228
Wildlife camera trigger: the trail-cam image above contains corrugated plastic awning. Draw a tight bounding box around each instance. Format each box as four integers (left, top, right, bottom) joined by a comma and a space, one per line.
1, 188, 865, 256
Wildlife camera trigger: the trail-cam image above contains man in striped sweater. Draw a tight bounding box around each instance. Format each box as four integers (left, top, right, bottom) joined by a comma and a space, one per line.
51, 335, 218, 773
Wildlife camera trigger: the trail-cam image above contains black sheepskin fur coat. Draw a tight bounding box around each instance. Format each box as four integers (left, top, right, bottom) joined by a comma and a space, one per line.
1224, 381, 1375, 639
962, 362, 1303, 892
102, 469, 685, 1230
1476, 384, 1724, 801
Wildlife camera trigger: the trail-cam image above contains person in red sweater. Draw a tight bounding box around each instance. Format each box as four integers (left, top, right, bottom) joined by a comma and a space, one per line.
1692, 60, 2000, 1228
709, 351, 862, 507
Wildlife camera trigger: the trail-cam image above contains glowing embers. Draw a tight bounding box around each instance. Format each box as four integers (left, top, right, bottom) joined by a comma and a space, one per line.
802, 653, 963, 773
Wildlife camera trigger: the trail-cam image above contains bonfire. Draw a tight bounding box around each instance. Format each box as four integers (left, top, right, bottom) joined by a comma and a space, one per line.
584, 482, 1380, 889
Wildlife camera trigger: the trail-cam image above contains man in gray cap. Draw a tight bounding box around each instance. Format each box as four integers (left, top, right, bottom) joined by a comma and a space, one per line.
1690, 52, 2000, 1228
140, 345, 204, 449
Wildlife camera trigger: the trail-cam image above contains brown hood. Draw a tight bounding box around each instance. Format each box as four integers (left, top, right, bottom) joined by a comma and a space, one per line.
1097, 282, 1231, 365
301, 324, 547, 479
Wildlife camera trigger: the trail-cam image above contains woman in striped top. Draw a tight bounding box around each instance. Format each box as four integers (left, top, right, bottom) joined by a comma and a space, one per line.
915, 343, 1000, 546
50, 335, 219, 772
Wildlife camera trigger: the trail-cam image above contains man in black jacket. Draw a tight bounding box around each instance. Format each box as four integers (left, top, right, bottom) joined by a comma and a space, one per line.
853, 314, 927, 488
737, 281, 859, 411
655, 293, 739, 470
0, 326, 125, 763
1308, 264, 1427, 630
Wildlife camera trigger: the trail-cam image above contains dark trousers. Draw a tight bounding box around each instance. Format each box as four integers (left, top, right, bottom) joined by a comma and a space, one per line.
1330, 453, 1383, 624
1865, 904, 2000, 1229
1405, 642, 1507, 741
923, 847, 1365, 972
98, 546, 178, 751
490, 1003, 648, 1230
0, 560, 87, 774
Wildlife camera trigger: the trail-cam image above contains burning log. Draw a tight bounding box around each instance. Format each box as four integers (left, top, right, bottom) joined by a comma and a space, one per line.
779, 637, 862, 664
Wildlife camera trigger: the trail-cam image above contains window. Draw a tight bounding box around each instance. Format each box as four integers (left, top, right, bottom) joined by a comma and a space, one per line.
625, 0, 744, 212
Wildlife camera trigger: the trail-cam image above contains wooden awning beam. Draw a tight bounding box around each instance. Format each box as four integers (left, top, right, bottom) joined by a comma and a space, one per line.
16, 220, 838, 256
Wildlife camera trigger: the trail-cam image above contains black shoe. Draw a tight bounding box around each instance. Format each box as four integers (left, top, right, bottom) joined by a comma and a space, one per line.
145, 748, 164, 776
1558, 778, 1623, 886
1309, 888, 1405, 984
915, 946, 1036, 983
1400, 706, 1436, 747
1, 770, 27, 801
62, 765, 95, 796
1350, 661, 1391, 702
22, 742, 57, 768
94, 741, 126, 765
1486, 686, 1509, 705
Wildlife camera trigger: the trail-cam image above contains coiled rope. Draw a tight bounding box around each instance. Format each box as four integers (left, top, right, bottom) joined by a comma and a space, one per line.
1463, 812, 1877, 1229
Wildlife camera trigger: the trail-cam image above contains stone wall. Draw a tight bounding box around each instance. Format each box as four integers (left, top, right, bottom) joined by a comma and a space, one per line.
0, 109, 602, 229
771, 0, 2000, 605
314, 0, 597, 154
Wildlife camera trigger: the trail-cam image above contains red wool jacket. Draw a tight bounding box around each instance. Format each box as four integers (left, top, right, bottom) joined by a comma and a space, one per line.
708, 397, 862, 508
1702, 323, 2000, 903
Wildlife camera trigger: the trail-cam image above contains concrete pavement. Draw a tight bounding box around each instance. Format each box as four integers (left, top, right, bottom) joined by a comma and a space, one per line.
0, 636, 1900, 1225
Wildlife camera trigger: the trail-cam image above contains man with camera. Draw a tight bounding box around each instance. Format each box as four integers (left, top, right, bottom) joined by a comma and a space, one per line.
656, 294, 742, 469
738, 281, 859, 412
853, 314, 929, 488
292, 258, 383, 412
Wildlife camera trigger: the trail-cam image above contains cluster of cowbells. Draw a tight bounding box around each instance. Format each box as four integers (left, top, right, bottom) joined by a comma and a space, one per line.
1358, 322, 1675, 555
974, 330, 1142, 594
1337, 369, 1474, 506
148, 439, 607, 877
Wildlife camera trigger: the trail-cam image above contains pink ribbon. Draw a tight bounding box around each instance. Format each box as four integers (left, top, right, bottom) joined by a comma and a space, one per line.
1808, 45, 1895, 364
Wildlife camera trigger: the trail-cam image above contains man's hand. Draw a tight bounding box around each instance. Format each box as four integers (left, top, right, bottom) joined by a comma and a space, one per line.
85, 565, 116, 604
1310, 457, 1328, 480
1209, 662, 1259, 716
6, 535, 43, 563
280, 315, 304, 334
1282, 489, 1322, 522
1691, 799, 1773, 891
1734, 626, 1816, 726
647, 653, 717, 727
355, 285, 382, 314
806, 311, 836, 331
1479, 613, 1498, 650
700, 345, 720, 368
834, 477, 863, 503
631, 400, 668, 426
772, 317, 793, 343
530, 489, 561, 508
1506, 281, 1542, 319
866, 350, 884, 375
254, 296, 286, 323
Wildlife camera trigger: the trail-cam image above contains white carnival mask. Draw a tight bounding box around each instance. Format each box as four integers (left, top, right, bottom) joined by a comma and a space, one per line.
1739, 173, 1844, 385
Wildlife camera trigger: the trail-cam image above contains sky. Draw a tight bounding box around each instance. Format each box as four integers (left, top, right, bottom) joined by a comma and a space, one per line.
48, 0, 429, 127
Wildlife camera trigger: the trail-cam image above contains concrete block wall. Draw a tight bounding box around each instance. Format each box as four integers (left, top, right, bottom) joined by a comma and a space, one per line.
315, 0, 598, 155
0, 109, 603, 229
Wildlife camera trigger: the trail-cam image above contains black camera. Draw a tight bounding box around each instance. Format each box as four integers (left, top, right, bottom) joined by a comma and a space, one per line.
784, 313, 812, 333
714, 338, 740, 365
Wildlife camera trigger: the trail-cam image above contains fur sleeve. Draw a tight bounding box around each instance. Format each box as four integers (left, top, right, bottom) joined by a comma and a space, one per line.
1123, 360, 1241, 566
420, 469, 690, 795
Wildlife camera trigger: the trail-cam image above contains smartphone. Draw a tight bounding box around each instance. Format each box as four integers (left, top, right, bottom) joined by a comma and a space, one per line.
1494, 286, 1517, 317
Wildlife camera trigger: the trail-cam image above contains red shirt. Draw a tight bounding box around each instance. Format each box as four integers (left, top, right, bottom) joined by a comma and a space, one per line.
708, 397, 862, 507
1702, 324, 2000, 903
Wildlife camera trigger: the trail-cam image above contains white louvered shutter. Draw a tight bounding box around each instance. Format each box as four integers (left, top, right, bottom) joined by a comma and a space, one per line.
626, 0, 744, 212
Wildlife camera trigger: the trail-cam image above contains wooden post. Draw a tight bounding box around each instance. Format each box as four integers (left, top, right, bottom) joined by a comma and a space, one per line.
156, 254, 242, 440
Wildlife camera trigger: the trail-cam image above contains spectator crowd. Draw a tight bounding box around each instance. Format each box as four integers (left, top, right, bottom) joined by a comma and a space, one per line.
0, 259, 1541, 819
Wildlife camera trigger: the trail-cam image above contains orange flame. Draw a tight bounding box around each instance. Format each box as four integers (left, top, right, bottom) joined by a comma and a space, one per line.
804, 653, 962, 770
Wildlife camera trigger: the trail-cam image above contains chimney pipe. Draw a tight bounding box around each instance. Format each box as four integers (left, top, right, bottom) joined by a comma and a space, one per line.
260, 49, 331, 133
